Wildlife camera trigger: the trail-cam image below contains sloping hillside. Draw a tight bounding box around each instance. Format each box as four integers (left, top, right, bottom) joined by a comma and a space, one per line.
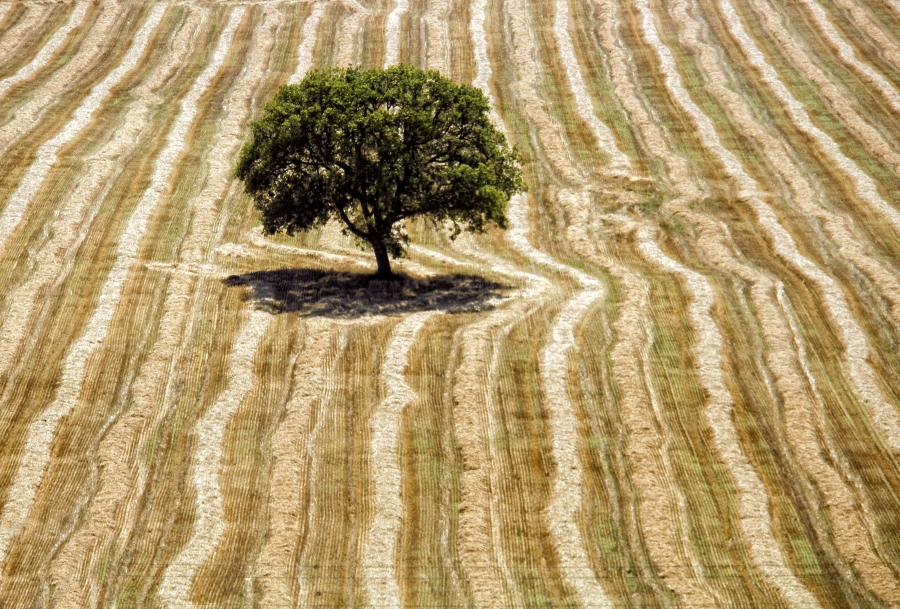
0, 1, 899, 607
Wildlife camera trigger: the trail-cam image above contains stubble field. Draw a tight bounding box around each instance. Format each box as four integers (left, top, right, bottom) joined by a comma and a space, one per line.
0, 0, 899, 607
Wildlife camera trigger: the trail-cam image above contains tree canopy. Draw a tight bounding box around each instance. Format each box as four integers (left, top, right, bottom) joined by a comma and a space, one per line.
235, 64, 526, 277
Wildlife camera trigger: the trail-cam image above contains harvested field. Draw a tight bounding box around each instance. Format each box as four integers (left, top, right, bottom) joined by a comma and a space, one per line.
0, 0, 899, 607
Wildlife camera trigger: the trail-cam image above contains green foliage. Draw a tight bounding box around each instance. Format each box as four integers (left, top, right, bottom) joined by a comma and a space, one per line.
236, 64, 526, 276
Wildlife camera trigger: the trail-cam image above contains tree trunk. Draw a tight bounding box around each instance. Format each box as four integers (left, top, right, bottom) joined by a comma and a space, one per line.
371, 240, 394, 278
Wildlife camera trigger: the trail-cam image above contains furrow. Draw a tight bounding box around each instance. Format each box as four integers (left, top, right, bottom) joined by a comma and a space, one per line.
716, 0, 900, 235
0, 1, 89, 102
362, 311, 438, 609
47, 4, 282, 599
0, 5, 208, 430
643, 0, 900, 452
553, 0, 632, 171
664, 0, 900, 599
157, 310, 270, 609
385, 0, 410, 66
0, 4, 166, 255
254, 321, 334, 608
0, 3, 173, 567
636, 225, 824, 609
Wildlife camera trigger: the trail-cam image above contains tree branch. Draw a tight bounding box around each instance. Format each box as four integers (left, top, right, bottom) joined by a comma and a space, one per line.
334, 204, 369, 240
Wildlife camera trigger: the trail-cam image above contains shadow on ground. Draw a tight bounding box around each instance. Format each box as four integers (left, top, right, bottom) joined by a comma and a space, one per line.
223, 268, 511, 317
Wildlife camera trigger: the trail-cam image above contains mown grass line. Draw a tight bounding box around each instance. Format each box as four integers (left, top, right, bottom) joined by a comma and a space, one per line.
632, 0, 900, 600
593, 2, 790, 603
693, 0, 900, 451
671, 221, 876, 607
0, 2, 128, 167
567, 0, 650, 171
737, 0, 900, 184
680, 0, 900, 350
650, 1, 900, 600
725, 216, 900, 574
193, 313, 300, 607
0, 7, 217, 604
159, 12, 309, 606
0, 8, 262, 604
104, 280, 246, 608
0, 3, 67, 82
0, 4, 51, 79
816, 0, 900, 90
527, 0, 632, 173
295, 321, 392, 606
721, 0, 900, 218
253, 320, 331, 607
0, 5, 204, 388
473, 1, 633, 605
44, 4, 298, 597
795, 0, 900, 118
638, 238, 790, 608
66, 7, 298, 605
0, 3, 274, 604
675, 0, 900, 440
496, 0, 776, 604
5, 0, 183, 524
359, 0, 391, 69
400, 314, 471, 608
364, 311, 438, 608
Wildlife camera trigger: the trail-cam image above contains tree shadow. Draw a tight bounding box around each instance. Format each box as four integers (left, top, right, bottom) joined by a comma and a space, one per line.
222, 268, 512, 317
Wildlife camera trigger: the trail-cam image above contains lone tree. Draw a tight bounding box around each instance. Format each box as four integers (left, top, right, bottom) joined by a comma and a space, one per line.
235, 64, 525, 278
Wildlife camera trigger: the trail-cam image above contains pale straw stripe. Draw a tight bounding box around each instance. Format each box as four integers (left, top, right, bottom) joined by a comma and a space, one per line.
0, 3, 170, 566
0, 1, 89, 101
0, 3, 164, 254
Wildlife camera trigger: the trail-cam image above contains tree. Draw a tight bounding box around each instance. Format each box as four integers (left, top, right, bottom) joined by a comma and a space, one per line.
235, 64, 526, 278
